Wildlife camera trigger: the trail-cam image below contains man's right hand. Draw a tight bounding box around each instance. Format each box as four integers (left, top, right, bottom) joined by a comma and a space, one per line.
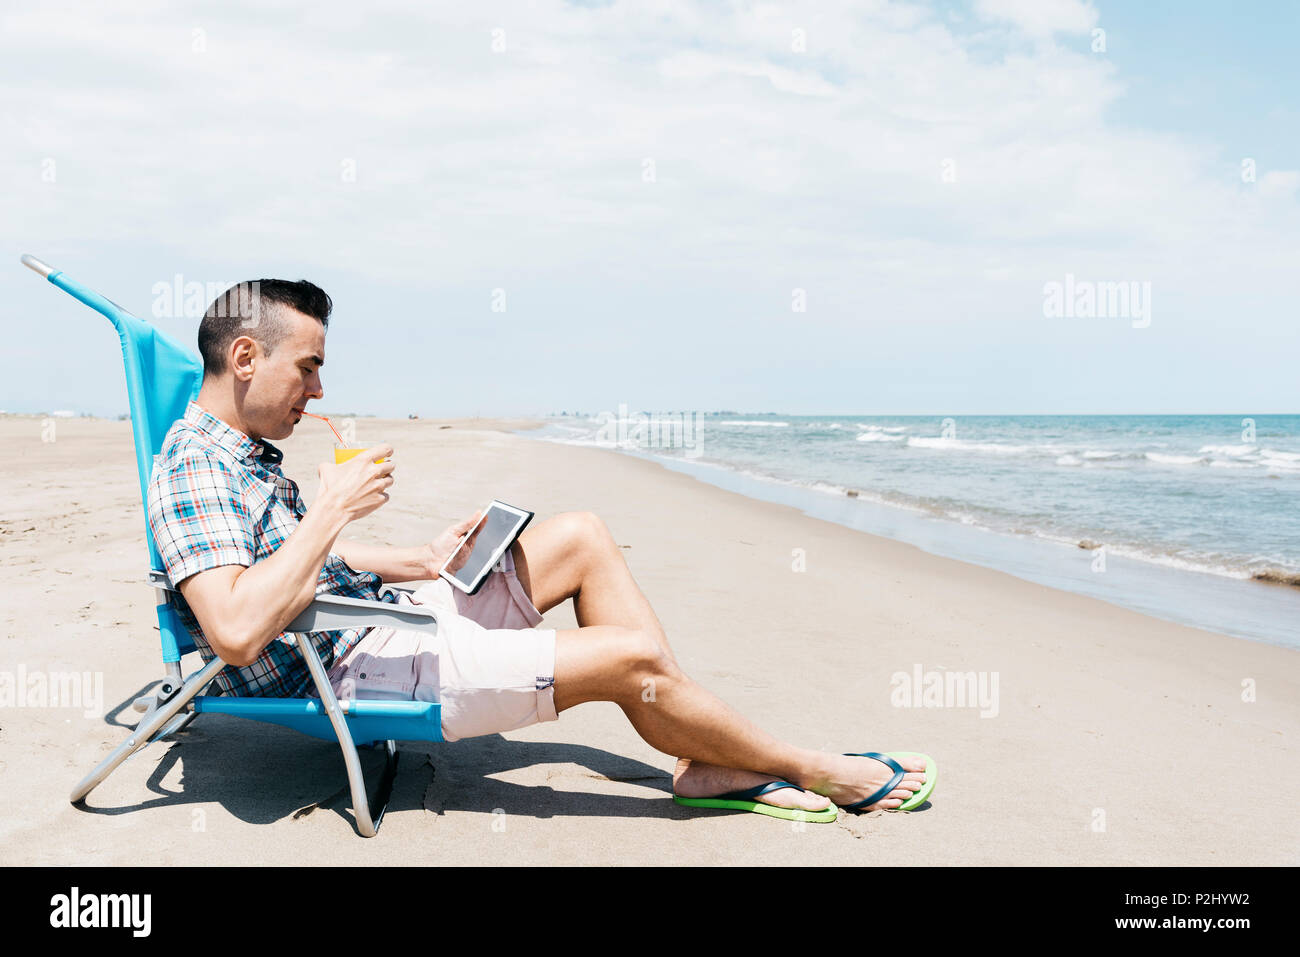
316, 445, 396, 524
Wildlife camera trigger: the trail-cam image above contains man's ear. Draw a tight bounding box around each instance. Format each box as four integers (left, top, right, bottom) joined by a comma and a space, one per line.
229, 336, 259, 381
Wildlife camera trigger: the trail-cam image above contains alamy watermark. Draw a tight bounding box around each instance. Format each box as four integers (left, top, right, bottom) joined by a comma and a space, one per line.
49, 887, 150, 937
0, 665, 103, 718
890, 663, 999, 718
593, 403, 704, 458
334, 416, 357, 446
151, 276, 261, 321
1043, 273, 1151, 328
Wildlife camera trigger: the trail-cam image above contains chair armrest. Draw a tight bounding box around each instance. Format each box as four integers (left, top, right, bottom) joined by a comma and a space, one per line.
287, 592, 439, 637
148, 571, 439, 637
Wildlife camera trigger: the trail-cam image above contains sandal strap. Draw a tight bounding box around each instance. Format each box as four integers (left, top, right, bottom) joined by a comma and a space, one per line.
841, 752, 905, 811
717, 780, 802, 801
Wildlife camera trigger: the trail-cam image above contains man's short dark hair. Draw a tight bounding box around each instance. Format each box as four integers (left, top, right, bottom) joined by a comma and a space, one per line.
198, 279, 332, 378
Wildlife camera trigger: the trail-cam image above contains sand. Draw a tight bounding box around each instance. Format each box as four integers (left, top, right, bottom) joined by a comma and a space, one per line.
1, 413, 1296, 865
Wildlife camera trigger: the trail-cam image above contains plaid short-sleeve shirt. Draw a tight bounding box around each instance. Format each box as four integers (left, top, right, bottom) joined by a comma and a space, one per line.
146, 401, 399, 697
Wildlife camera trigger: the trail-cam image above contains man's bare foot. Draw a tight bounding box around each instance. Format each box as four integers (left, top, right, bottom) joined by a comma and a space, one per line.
806, 753, 928, 811
673, 758, 833, 812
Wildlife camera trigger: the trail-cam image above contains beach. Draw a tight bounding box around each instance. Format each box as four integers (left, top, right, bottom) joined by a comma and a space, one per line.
1, 413, 1297, 866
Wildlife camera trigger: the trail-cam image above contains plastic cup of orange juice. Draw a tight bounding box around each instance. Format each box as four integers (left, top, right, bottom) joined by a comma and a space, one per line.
334, 446, 389, 465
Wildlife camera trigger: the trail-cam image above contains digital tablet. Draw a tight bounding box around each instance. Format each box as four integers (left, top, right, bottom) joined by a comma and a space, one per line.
438, 500, 535, 596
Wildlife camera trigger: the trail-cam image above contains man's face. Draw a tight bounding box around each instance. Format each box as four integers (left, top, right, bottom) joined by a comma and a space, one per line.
242, 306, 325, 441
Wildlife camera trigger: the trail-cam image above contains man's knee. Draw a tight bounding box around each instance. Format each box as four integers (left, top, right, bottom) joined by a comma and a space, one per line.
559, 510, 616, 553
610, 627, 679, 698
553, 626, 682, 710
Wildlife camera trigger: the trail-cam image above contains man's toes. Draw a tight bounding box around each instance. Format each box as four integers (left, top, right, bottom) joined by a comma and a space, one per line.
861, 785, 920, 811
797, 790, 832, 810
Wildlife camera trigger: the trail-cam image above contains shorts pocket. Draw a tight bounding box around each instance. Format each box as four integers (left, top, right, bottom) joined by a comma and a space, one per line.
334, 629, 430, 701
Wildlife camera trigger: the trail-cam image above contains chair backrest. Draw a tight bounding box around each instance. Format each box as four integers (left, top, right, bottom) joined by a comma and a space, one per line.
29, 259, 204, 661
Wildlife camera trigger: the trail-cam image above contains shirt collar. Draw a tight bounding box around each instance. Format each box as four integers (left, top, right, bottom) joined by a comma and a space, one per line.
184, 401, 284, 467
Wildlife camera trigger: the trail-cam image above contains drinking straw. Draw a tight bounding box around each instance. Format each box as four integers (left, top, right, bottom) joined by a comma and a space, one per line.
300, 410, 346, 444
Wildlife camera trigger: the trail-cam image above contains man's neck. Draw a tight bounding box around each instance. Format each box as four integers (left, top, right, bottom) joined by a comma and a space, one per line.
195, 382, 261, 442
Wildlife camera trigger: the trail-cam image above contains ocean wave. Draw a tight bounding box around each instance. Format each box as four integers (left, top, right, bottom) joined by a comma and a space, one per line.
1145, 452, 1205, 466
907, 436, 1038, 455
1262, 458, 1300, 473
1260, 449, 1300, 472
1129, 446, 1300, 474
857, 431, 907, 442
1198, 444, 1257, 457
718, 420, 789, 427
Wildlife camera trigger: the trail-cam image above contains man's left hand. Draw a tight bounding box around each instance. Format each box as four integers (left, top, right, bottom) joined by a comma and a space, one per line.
424, 510, 484, 578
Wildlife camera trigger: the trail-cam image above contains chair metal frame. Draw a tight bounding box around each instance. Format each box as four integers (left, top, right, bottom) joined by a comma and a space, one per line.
22, 253, 441, 837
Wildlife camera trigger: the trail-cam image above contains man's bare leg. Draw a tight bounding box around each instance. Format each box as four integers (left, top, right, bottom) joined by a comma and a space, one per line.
549, 623, 928, 810
513, 513, 927, 811
512, 512, 824, 808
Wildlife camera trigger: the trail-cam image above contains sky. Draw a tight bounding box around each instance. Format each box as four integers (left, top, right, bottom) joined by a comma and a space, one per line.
1, 0, 1297, 418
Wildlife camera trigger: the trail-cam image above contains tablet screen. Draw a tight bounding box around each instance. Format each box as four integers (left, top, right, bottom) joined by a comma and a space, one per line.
441, 502, 531, 592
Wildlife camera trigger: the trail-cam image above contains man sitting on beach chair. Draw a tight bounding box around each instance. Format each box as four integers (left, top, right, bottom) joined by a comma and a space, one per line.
146, 279, 932, 820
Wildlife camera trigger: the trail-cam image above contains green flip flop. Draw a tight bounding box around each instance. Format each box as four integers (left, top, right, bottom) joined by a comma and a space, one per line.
673, 780, 839, 823
841, 751, 937, 812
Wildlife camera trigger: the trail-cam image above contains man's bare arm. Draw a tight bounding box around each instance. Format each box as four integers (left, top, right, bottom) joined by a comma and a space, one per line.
334, 510, 487, 585
333, 539, 434, 584
178, 445, 395, 668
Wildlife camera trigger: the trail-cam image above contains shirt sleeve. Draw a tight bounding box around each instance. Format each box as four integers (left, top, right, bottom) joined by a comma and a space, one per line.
147, 448, 257, 585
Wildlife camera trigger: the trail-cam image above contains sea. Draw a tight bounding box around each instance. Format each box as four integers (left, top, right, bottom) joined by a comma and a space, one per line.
523, 413, 1300, 650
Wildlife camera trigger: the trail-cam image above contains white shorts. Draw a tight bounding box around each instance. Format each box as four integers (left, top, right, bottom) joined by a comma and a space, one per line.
317, 549, 558, 742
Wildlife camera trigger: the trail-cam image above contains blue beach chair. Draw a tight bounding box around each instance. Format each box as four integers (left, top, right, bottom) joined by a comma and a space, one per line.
21, 254, 443, 837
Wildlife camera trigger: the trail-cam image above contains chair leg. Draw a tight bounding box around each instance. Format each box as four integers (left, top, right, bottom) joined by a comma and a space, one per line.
293, 634, 401, 837
150, 710, 199, 741
70, 655, 226, 804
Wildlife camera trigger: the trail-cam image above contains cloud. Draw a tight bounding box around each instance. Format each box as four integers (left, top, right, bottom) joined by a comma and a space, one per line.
658, 51, 838, 97
974, 0, 1098, 37
1258, 169, 1300, 198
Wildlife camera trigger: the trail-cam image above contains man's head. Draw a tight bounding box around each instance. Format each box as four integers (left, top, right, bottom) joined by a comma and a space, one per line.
197, 279, 332, 441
